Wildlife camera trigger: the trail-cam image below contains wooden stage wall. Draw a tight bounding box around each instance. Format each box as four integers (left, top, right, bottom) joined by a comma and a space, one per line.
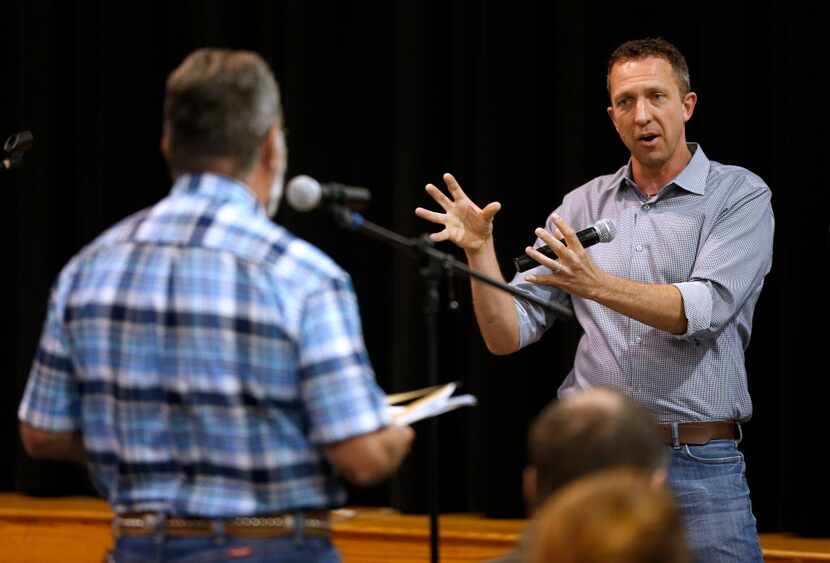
1, 494, 829, 562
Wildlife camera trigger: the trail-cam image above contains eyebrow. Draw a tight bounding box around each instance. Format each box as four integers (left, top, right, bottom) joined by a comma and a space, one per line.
613, 85, 669, 102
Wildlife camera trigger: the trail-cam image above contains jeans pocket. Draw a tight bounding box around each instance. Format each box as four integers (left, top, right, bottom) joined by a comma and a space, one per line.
681, 440, 743, 464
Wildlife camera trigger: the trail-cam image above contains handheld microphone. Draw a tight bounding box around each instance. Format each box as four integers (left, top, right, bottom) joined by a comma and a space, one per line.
514, 218, 617, 272
285, 175, 371, 212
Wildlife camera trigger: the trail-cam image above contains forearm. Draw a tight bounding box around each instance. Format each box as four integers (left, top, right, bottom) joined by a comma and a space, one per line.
466, 238, 520, 355
325, 425, 413, 486
376, 425, 412, 475
351, 425, 411, 485
591, 274, 687, 334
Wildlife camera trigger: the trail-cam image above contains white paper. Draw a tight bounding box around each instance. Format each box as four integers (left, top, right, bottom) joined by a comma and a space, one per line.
388, 382, 477, 426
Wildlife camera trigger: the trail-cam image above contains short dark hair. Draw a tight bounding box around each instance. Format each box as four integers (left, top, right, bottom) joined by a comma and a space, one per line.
607, 38, 691, 97
528, 388, 666, 505
163, 48, 282, 175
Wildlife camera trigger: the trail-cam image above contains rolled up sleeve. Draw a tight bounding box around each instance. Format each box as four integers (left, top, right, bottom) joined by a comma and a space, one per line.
510, 206, 575, 349
672, 182, 774, 342
673, 280, 713, 340
512, 274, 572, 349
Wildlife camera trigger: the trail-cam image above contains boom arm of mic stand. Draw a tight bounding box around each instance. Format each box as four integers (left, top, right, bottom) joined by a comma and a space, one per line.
330, 204, 571, 563
330, 205, 574, 319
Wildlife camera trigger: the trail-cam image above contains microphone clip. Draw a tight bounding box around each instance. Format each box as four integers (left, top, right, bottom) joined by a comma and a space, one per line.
330, 203, 364, 231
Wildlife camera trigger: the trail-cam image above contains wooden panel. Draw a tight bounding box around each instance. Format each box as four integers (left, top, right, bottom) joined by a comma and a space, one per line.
1, 494, 828, 562
0, 519, 113, 562
331, 508, 522, 562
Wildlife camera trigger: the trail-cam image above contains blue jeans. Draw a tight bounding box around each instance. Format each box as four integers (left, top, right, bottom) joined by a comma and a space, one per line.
108, 520, 340, 563
667, 439, 763, 563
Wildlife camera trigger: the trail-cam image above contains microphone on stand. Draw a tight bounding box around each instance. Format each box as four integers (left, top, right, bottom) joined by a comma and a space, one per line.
285, 174, 371, 212
514, 218, 617, 272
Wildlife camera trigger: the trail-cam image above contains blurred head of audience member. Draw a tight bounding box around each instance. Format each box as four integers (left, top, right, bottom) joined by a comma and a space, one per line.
528, 467, 691, 563
524, 387, 667, 512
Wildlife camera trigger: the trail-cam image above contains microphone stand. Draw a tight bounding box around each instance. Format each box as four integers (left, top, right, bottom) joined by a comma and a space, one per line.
329, 204, 571, 563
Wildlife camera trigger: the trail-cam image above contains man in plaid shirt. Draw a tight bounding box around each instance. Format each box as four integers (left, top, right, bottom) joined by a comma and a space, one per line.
18, 48, 413, 562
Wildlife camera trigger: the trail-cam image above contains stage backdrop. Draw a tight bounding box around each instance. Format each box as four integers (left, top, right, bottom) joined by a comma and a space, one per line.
1, 0, 827, 535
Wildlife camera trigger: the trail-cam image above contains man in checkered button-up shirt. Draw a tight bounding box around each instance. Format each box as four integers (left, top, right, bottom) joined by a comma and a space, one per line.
19, 48, 413, 562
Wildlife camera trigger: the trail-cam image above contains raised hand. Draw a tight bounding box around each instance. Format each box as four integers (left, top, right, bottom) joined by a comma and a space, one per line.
414, 173, 501, 252
524, 213, 608, 300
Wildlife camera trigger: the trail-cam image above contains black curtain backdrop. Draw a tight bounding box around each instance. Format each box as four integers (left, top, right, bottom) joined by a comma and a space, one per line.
2, 0, 828, 535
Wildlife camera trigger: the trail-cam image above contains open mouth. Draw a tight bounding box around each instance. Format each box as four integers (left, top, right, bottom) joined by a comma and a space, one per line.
638, 134, 659, 143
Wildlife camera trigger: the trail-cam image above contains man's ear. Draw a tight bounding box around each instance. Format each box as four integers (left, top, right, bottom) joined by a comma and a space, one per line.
160, 127, 170, 160
261, 125, 285, 172
682, 91, 698, 123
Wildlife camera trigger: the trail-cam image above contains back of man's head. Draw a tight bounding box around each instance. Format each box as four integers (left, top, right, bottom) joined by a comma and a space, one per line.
528, 468, 691, 563
163, 48, 282, 176
527, 387, 665, 507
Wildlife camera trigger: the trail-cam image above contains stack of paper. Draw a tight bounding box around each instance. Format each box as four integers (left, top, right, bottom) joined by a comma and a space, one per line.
387, 382, 477, 426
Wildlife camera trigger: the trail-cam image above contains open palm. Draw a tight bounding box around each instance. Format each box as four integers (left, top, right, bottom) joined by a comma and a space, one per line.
415, 173, 501, 252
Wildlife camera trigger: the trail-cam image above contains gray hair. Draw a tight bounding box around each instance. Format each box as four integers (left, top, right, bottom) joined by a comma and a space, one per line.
163, 48, 282, 175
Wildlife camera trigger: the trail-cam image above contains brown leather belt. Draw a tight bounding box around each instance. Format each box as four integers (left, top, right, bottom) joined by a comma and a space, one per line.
113, 510, 331, 539
656, 421, 740, 446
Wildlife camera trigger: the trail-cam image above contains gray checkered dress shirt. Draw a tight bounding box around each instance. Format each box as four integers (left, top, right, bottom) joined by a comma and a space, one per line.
511, 144, 774, 423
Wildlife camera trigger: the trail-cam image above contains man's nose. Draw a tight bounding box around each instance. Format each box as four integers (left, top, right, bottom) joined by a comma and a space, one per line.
634, 98, 651, 124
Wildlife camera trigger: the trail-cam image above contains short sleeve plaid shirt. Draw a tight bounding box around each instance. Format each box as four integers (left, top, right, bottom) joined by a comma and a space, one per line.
19, 173, 390, 516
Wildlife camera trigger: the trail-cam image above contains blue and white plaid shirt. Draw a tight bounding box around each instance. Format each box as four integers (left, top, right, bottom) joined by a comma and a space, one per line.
19, 173, 390, 516
512, 144, 774, 423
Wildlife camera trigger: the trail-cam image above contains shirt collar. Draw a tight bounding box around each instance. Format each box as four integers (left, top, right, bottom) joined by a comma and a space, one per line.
614, 143, 710, 195
171, 172, 265, 213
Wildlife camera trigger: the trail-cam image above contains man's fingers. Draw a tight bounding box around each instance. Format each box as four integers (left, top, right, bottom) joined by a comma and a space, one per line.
430, 229, 450, 242
481, 201, 502, 221
525, 242, 571, 279
534, 228, 559, 249
415, 207, 447, 225
535, 228, 568, 259
526, 244, 559, 268
443, 173, 467, 200
525, 246, 550, 264
551, 213, 582, 250
424, 184, 453, 211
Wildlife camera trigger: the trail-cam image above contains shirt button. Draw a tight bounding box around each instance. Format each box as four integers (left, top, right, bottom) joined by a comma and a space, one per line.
635, 244, 643, 252
643, 204, 651, 210
634, 336, 642, 344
